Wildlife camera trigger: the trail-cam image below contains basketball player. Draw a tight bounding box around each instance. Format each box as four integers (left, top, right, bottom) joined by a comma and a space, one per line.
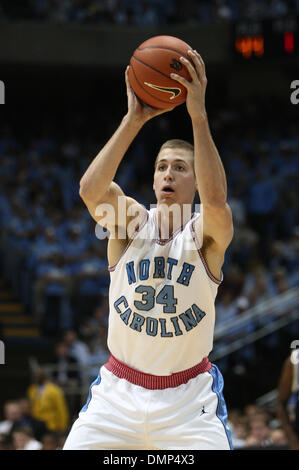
277, 349, 299, 450
63, 50, 234, 450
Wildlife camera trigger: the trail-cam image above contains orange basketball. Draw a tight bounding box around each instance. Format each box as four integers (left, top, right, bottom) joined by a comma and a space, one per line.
128, 35, 193, 109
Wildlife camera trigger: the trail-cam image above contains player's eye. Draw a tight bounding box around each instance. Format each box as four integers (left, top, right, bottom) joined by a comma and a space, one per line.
158, 165, 166, 171
175, 165, 184, 171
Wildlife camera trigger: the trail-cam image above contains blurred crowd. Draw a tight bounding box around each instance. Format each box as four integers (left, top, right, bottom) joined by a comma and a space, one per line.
0, 0, 299, 25
0, 328, 110, 450
0, 393, 291, 449
0, 390, 68, 450
228, 403, 290, 449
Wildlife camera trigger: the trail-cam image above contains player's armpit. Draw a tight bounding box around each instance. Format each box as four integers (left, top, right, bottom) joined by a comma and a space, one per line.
197, 202, 234, 253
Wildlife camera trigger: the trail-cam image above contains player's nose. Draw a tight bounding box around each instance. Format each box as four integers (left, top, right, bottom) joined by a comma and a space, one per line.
163, 169, 174, 181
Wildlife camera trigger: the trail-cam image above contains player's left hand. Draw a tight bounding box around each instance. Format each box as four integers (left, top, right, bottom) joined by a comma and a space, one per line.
170, 50, 207, 122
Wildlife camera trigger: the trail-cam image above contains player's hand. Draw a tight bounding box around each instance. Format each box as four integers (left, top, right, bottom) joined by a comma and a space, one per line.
125, 66, 174, 126
170, 50, 207, 122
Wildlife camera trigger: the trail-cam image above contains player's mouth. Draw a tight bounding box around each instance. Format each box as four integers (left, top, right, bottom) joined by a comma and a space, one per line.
161, 185, 175, 196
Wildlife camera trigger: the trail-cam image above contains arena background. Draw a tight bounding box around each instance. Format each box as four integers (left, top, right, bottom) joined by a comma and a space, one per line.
0, 0, 298, 451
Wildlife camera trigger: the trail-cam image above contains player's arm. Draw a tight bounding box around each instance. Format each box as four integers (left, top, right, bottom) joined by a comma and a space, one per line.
171, 51, 233, 276
80, 67, 174, 235
276, 356, 299, 450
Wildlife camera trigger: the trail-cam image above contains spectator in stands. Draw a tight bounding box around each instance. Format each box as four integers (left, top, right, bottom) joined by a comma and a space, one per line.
269, 428, 289, 447
62, 329, 91, 366
70, 244, 109, 325
215, 291, 237, 324
270, 227, 299, 286
41, 432, 60, 450
17, 397, 49, 442
12, 426, 42, 450
272, 267, 289, 295
231, 419, 249, 449
32, 226, 62, 263
0, 432, 12, 450
79, 297, 109, 348
7, 206, 37, 251
62, 226, 88, 265
243, 403, 259, 419
242, 265, 274, 305
247, 170, 277, 261
1, 0, 297, 23
46, 210, 67, 243
64, 205, 88, 237
246, 416, 272, 447
27, 368, 70, 433
0, 400, 23, 436
33, 252, 73, 335
217, 295, 255, 368
51, 341, 80, 387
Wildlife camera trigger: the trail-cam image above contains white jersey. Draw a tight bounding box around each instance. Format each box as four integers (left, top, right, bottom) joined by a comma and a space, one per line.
107, 207, 222, 376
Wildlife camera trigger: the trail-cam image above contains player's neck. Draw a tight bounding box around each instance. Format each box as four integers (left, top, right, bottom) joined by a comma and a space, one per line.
156, 203, 193, 239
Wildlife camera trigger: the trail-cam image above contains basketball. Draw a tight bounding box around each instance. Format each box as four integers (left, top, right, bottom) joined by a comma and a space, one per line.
128, 35, 193, 109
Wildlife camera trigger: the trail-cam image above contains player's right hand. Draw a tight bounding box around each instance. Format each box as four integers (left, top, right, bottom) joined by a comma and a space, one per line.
125, 66, 174, 125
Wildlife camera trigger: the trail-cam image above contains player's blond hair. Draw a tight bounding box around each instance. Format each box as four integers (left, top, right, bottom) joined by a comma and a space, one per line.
154, 139, 194, 169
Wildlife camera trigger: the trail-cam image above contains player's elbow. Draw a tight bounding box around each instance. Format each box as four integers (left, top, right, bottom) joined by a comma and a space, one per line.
79, 177, 109, 205
79, 179, 98, 203
79, 178, 89, 199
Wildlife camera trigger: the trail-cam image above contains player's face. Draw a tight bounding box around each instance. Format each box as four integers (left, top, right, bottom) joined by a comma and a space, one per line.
153, 148, 197, 206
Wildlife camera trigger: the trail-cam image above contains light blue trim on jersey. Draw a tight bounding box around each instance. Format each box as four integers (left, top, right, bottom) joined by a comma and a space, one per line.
208, 365, 234, 450
80, 372, 101, 413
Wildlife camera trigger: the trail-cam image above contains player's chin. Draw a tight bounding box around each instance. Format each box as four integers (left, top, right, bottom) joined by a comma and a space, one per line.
160, 191, 176, 200
159, 197, 177, 207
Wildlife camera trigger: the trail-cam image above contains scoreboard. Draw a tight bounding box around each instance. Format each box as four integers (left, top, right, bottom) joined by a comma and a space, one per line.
233, 16, 299, 60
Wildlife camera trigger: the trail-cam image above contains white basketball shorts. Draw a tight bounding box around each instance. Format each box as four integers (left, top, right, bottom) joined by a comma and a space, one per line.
63, 355, 233, 450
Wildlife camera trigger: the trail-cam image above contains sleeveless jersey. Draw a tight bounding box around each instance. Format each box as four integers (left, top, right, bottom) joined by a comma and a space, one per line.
107, 207, 222, 376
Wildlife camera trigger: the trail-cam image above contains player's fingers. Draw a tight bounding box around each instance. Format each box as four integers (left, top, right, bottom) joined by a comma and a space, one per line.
188, 50, 205, 84
192, 50, 207, 85
125, 67, 139, 108
188, 50, 202, 74
125, 66, 136, 99
179, 56, 199, 83
195, 51, 206, 72
125, 66, 131, 91
170, 72, 190, 88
